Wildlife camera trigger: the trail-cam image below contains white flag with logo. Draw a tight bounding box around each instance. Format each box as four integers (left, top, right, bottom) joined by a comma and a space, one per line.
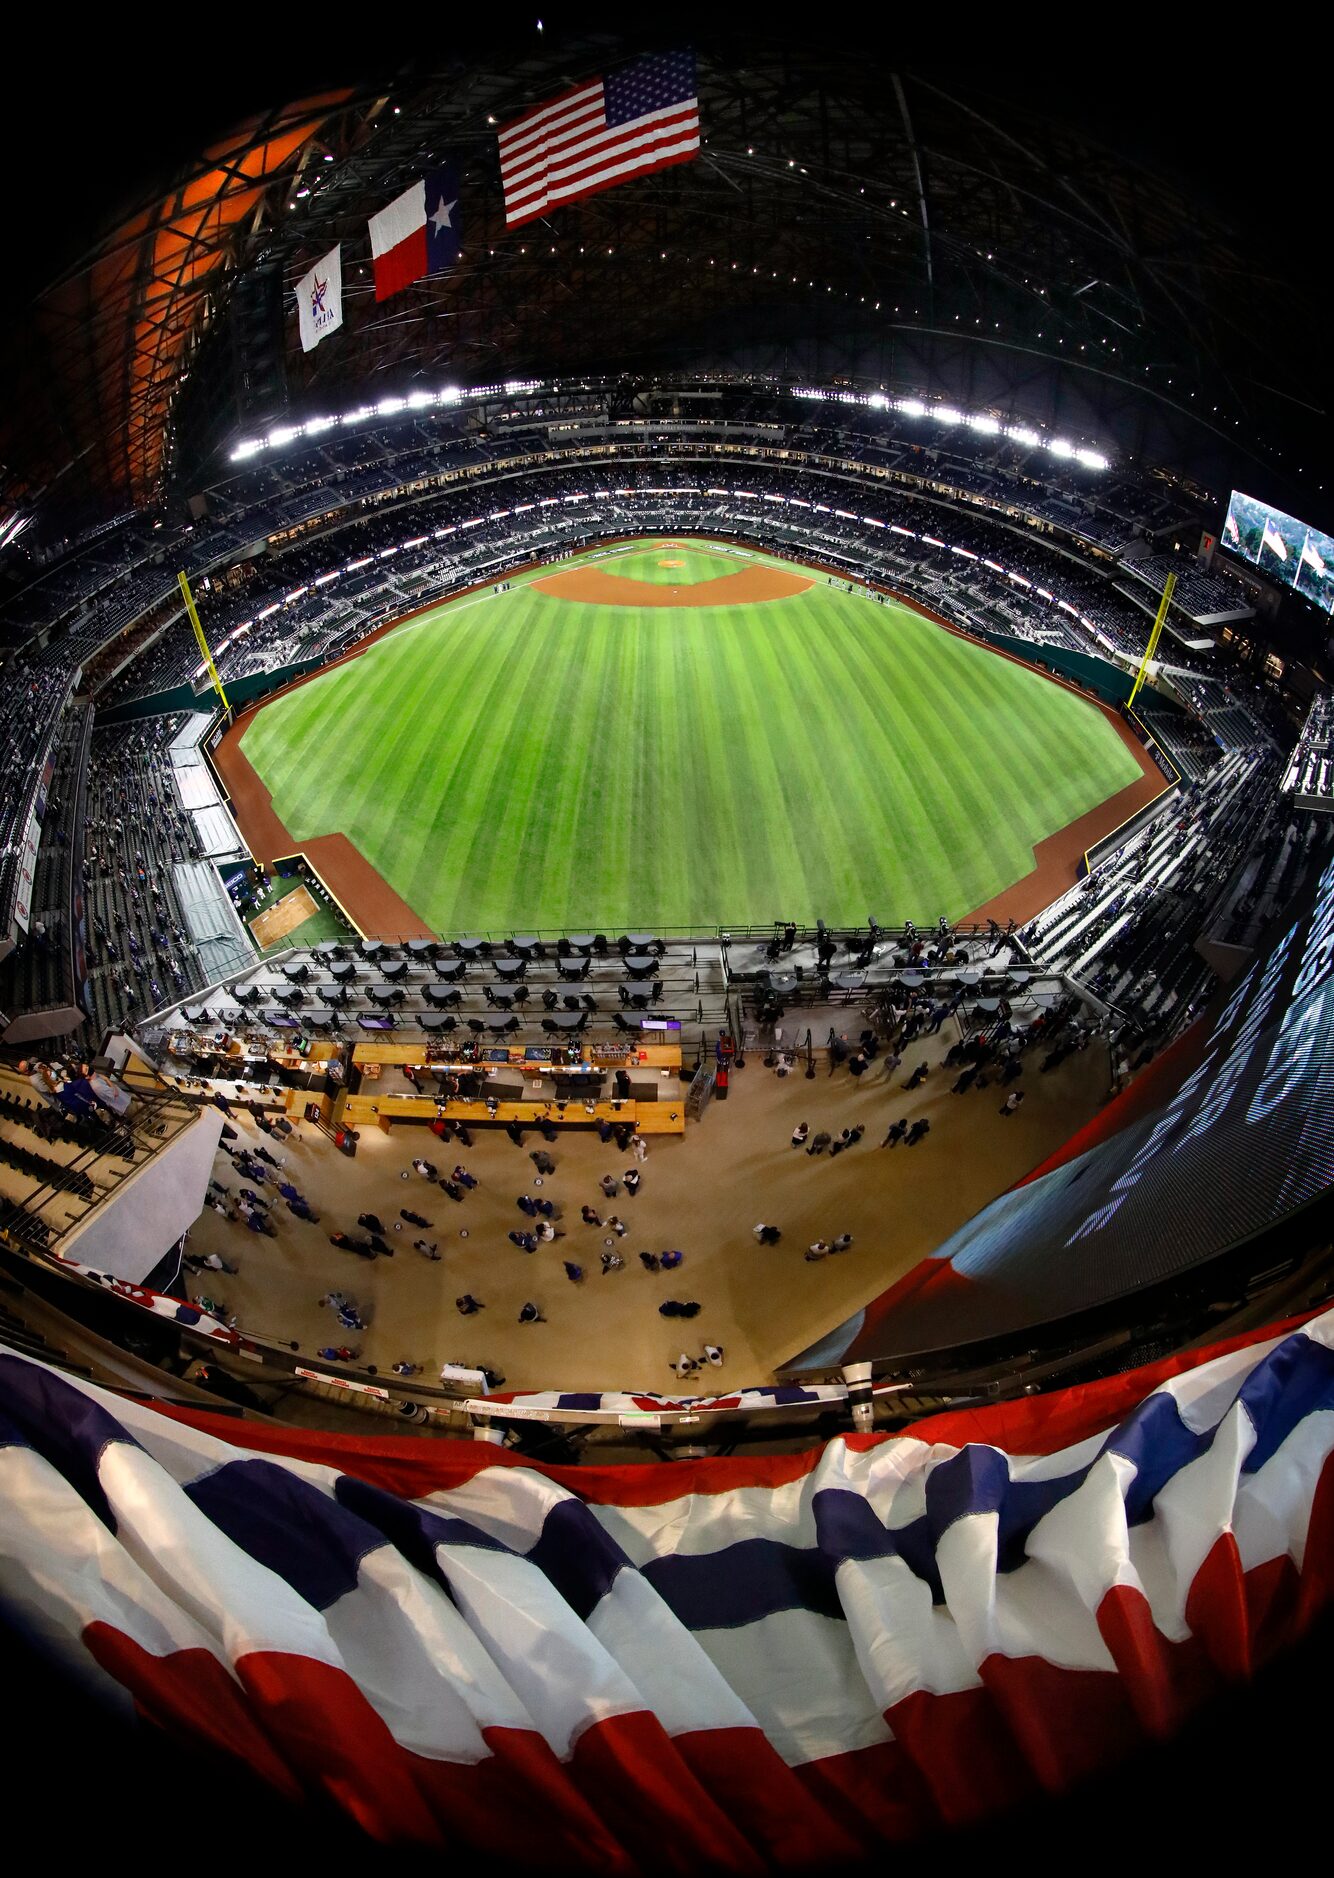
296, 244, 343, 353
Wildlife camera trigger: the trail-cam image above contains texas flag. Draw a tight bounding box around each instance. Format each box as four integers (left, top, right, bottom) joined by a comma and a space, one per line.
1261, 516, 1289, 561
367, 163, 461, 302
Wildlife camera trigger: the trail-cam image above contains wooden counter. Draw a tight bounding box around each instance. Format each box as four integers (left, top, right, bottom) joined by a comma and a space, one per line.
335, 1093, 685, 1135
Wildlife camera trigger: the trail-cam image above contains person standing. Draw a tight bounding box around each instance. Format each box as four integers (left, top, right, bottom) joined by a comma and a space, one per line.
1000, 1090, 1025, 1116
791, 1122, 809, 1149
807, 1130, 832, 1156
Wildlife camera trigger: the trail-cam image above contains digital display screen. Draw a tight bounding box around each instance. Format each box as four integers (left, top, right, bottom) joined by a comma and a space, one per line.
1221, 489, 1334, 614
263, 1013, 299, 1030
358, 1016, 397, 1031
840, 849, 1334, 1363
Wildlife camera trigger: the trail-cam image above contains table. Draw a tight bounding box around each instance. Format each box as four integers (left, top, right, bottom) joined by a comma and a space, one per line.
455, 937, 488, 955
303, 1007, 337, 1027
623, 954, 657, 977
485, 1014, 517, 1034
367, 989, 398, 1007
493, 957, 526, 979
381, 959, 407, 979
313, 941, 343, 957
330, 961, 355, 980
624, 933, 658, 949
957, 968, 985, 985
183, 1004, 210, 1022
549, 1012, 586, 1030
406, 940, 437, 957
832, 972, 867, 991
565, 934, 595, 953
280, 960, 308, 981
510, 935, 539, 953
975, 996, 1003, 1013
1008, 969, 1033, 985
419, 1013, 456, 1031
361, 941, 387, 958
425, 983, 462, 1003
766, 975, 797, 996
900, 971, 925, 988
316, 984, 346, 1002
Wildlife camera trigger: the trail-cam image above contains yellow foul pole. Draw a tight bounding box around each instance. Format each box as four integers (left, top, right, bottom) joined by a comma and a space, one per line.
177, 570, 230, 711
1128, 570, 1175, 708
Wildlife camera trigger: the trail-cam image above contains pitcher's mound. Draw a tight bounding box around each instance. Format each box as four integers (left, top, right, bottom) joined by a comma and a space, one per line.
532, 563, 815, 607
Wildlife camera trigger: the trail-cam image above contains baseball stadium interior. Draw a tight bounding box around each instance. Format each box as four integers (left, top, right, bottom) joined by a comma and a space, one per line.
2, 25, 1333, 1867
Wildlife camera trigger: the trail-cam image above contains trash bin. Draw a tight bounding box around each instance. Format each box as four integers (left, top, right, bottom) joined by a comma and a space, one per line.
715, 1065, 729, 1101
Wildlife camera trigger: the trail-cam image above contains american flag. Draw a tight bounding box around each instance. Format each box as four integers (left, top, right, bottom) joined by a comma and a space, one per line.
498, 50, 700, 231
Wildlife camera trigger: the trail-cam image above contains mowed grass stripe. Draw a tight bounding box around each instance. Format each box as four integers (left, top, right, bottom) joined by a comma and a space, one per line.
241, 540, 1142, 932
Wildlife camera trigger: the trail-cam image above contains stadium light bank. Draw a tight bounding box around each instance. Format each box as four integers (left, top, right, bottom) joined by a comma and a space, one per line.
789, 386, 1110, 471
227, 381, 544, 463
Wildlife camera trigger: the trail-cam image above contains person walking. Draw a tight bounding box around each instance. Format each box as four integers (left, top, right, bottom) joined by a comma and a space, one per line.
600, 1174, 619, 1199
906, 1118, 931, 1145
518, 1302, 545, 1323
529, 1150, 555, 1176
904, 1063, 929, 1091
509, 1230, 538, 1252
630, 1134, 647, 1162
805, 1240, 830, 1261
831, 1233, 853, 1254
1000, 1090, 1026, 1116
702, 1343, 724, 1367
622, 1168, 641, 1196
412, 1238, 441, 1260
600, 1251, 625, 1273
880, 1117, 908, 1148
752, 1223, 782, 1245
457, 1294, 484, 1316
807, 1130, 832, 1156
581, 1204, 603, 1226
536, 1219, 558, 1242
453, 1165, 478, 1189
607, 1216, 628, 1237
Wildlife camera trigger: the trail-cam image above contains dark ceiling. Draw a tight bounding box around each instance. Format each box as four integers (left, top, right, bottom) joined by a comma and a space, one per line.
2, 24, 1327, 533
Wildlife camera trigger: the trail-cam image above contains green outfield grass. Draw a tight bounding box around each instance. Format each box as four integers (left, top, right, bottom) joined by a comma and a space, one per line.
239, 540, 1142, 932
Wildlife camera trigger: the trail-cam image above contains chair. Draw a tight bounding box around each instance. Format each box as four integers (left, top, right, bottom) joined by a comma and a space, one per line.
503, 1015, 521, 1034
613, 1013, 637, 1034
425, 985, 461, 1008
581, 994, 597, 1013
541, 1018, 559, 1035
562, 995, 582, 1011
650, 980, 664, 1003
617, 986, 630, 1006
512, 987, 530, 1006
541, 990, 558, 1011
467, 1019, 486, 1034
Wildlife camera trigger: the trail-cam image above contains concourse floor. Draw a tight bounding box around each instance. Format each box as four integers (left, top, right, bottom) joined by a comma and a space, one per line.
185, 1034, 1110, 1394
